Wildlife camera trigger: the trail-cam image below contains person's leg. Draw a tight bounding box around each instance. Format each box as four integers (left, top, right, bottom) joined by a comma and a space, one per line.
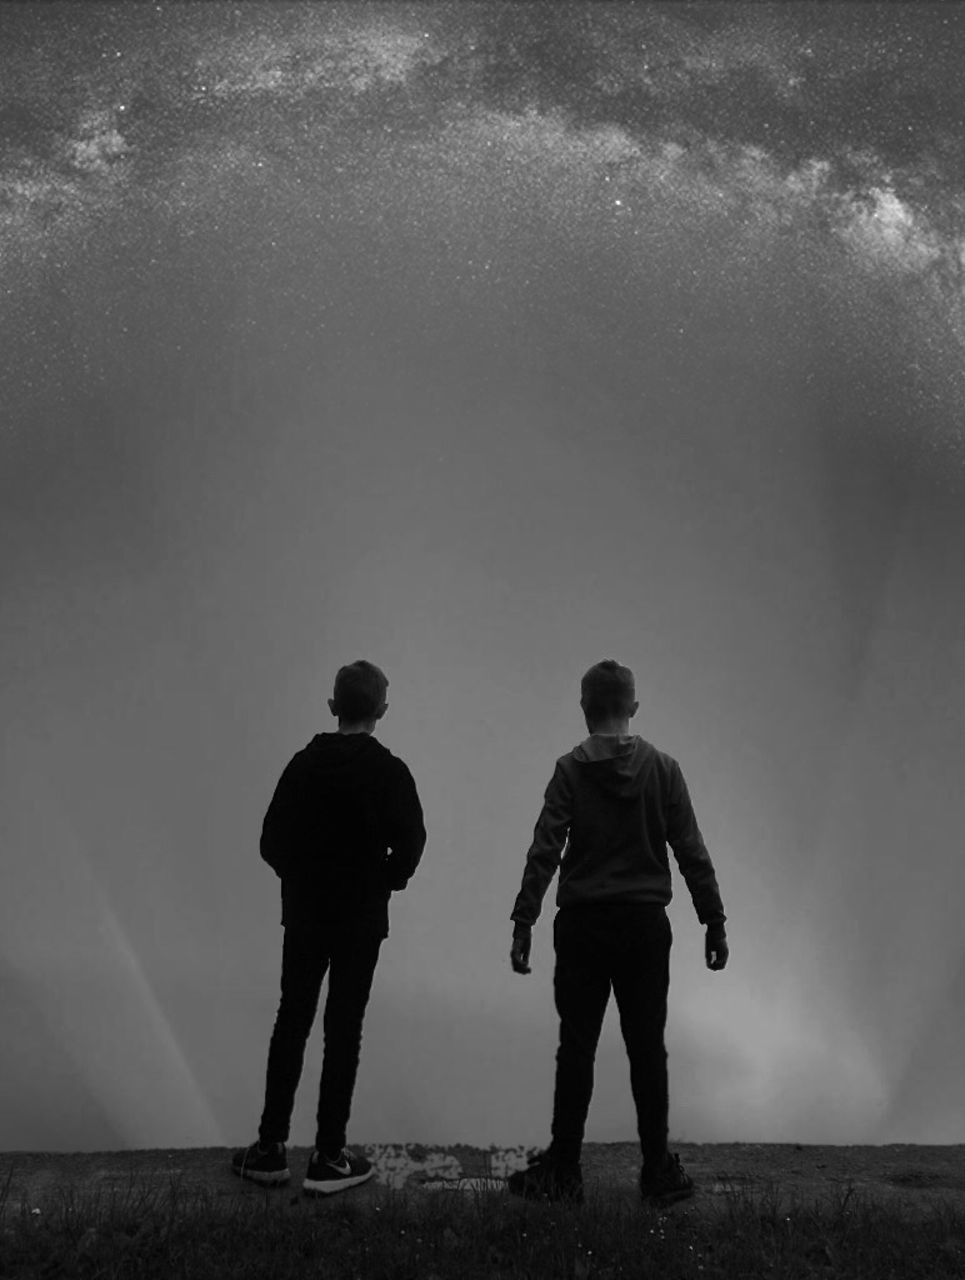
314, 920, 385, 1157
258, 924, 329, 1146
610, 905, 672, 1169
550, 907, 613, 1165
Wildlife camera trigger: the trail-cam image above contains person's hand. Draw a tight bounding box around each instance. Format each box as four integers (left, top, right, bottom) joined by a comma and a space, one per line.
705, 926, 728, 971
511, 923, 532, 974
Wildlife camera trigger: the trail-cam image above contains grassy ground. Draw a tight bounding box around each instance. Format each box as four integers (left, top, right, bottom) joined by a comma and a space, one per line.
1, 1166, 963, 1280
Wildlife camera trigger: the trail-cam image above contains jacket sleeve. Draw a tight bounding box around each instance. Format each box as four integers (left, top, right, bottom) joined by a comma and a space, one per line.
382, 760, 426, 891
511, 761, 573, 928
259, 755, 305, 880
667, 759, 726, 929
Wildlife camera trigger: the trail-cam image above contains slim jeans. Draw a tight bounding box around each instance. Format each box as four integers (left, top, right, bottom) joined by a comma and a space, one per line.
258, 915, 386, 1156
259, 901, 672, 1164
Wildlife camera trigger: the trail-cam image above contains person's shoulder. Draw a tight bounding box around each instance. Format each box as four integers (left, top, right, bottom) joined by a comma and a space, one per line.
286, 733, 334, 765
283, 742, 314, 770
627, 739, 680, 787
648, 741, 678, 770
373, 739, 415, 775
650, 744, 684, 781
553, 745, 586, 784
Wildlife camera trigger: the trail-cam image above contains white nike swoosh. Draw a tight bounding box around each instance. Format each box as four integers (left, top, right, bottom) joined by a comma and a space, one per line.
329, 1159, 350, 1175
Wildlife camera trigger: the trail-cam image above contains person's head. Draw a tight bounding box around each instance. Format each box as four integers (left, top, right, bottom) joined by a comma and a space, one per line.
327, 659, 388, 733
580, 659, 638, 734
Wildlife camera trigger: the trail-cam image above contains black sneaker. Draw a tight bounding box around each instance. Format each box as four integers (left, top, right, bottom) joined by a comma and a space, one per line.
231, 1141, 290, 1185
303, 1147, 375, 1197
507, 1148, 584, 1204
639, 1152, 694, 1206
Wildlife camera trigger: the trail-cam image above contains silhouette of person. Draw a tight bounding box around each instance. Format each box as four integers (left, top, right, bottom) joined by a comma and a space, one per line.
232, 658, 727, 1206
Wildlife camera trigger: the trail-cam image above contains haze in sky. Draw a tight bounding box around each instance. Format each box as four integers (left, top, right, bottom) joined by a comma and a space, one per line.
2, 1, 964, 1152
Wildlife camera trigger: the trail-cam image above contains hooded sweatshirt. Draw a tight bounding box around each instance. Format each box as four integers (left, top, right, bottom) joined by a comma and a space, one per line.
510, 734, 726, 930
259, 732, 425, 932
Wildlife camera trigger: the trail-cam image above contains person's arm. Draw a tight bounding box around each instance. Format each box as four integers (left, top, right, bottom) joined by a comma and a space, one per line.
511, 761, 573, 929
666, 759, 726, 931
382, 760, 426, 890
259, 756, 305, 879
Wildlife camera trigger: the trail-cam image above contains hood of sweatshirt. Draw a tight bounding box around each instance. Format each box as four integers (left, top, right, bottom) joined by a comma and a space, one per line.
302, 731, 384, 779
570, 733, 659, 799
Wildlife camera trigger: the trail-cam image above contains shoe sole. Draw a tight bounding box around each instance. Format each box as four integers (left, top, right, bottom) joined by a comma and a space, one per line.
232, 1166, 291, 1185
303, 1166, 375, 1196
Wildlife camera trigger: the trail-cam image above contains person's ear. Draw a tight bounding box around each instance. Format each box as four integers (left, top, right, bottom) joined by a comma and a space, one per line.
328, 698, 337, 716
629, 701, 639, 718
375, 701, 388, 720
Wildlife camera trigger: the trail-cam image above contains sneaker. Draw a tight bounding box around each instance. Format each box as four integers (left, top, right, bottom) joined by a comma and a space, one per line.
507, 1148, 584, 1204
231, 1140, 290, 1186
303, 1147, 375, 1197
639, 1152, 694, 1206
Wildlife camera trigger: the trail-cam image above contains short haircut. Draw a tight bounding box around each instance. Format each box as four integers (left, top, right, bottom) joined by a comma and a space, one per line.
580, 658, 636, 723
331, 660, 388, 722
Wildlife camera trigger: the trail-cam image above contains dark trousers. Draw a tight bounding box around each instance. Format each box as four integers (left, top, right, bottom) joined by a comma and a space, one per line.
259, 902, 672, 1163
259, 917, 386, 1155
550, 902, 672, 1165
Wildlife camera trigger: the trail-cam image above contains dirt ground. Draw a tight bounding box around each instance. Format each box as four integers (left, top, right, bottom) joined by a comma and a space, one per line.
2, 1143, 962, 1223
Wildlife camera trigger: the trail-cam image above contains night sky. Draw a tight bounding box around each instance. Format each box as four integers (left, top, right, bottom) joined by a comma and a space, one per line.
2, 1, 964, 1152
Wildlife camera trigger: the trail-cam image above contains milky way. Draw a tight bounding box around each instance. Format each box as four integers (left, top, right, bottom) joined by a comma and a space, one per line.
3, 2, 964, 477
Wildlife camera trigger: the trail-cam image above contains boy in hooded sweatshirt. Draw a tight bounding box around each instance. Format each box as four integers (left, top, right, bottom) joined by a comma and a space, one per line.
507, 658, 728, 1204
233, 657, 728, 1207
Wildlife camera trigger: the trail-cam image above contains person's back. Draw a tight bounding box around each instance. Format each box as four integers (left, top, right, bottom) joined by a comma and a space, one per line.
259, 726, 424, 934
513, 729, 726, 931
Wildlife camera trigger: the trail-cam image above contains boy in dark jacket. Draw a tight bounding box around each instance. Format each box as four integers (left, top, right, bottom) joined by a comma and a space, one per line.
233, 658, 728, 1207
232, 660, 425, 1195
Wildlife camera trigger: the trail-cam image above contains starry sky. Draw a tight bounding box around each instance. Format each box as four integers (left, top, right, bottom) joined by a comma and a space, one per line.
2, 1, 964, 1153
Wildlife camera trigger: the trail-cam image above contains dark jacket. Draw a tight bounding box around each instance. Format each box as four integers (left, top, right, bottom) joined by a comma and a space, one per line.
510, 734, 726, 929
260, 732, 425, 933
